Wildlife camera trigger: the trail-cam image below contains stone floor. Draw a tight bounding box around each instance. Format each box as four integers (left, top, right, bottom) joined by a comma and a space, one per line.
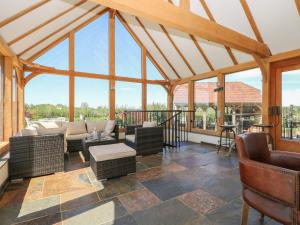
0, 142, 281, 225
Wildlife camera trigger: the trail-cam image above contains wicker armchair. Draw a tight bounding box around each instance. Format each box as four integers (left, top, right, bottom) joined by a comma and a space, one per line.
9, 134, 64, 179
125, 125, 163, 155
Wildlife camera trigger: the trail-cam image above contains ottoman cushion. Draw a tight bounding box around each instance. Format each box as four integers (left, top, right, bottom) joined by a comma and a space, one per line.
89, 143, 136, 162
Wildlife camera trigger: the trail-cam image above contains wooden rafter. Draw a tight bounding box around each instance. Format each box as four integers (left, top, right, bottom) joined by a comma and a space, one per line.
116, 12, 170, 81
8, 0, 88, 46
159, 25, 196, 75
198, 0, 238, 65
27, 9, 108, 62
240, 0, 264, 43
189, 34, 214, 71
0, 35, 15, 57
295, 0, 300, 16
23, 66, 169, 86
135, 17, 181, 79
180, 0, 190, 11
89, 0, 270, 57
18, 6, 107, 57
0, 0, 50, 28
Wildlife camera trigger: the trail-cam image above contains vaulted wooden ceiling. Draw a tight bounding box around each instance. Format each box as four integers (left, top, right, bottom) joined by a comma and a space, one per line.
0, 0, 300, 80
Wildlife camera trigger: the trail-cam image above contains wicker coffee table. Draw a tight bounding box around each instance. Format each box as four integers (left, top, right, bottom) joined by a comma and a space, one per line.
82, 136, 117, 161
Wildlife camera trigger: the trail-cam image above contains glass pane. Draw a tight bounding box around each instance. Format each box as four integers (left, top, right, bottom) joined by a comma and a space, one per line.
75, 14, 109, 74
116, 81, 142, 111
281, 69, 300, 140
0, 54, 3, 141
75, 78, 109, 121
194, 77, 218, 131
225, 68, 262, 134
115, 17, 141, 78
173, 83, 188, 110
147, 84, 167, 110
147, 58, 164, 80
34, 39, 69, 70
25, 74, 69, 121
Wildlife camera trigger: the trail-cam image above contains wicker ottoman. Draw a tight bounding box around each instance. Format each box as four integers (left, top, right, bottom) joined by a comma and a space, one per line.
89, 143, 136, 180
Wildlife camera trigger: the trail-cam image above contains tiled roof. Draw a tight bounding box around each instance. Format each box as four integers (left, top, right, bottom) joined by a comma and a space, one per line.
174, 82, 262, 105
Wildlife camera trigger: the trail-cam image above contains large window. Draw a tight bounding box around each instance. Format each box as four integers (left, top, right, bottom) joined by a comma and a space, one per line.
147, 58, 164, 80
25, 75, 69, 121
173, 84, 188, 110
194, 77, 218, 131
115, 17, 141, 78
116, 81, 142, 111
281, 69, 300, 140
12, 69, 18, 134
147, 85, 167, 110
75, 14, 109, 74
0, 54, 3, 141
75, 78, 109, 121
225, 68, 262, 133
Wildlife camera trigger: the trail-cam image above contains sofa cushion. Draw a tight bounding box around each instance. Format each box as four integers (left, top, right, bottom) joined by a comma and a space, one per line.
86, 120, 107, 133
125, 135, 135, 143
21, 126, 38, 136
89, 143, 136, 162
38, 121, 60, 129
67, 121, 87, 135
66, 133, 90, 141
37, 127, 66, 135
103, 120, 116, 135
143, 121, 157, 127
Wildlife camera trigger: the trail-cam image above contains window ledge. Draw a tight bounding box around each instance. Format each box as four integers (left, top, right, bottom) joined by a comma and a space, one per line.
0, 142, 9, 157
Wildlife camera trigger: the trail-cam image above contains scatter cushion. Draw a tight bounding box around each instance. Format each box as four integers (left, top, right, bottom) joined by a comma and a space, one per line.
21, 126, 38, 136
38, 121, 60, 129
66, 133, 90, 141
86, 120, 107, 133
103, 120, 116, 135
89, 143, 136, 162
37, 127, 66, 135
143, 121, 157, 127
67, 121, 87, 135
125, 135, 135, 143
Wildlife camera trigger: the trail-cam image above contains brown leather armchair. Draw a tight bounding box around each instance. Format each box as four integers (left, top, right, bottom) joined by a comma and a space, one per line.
236, 133, 300, 225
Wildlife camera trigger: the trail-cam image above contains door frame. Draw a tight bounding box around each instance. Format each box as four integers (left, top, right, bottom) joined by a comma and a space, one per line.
271, 57, 300, 152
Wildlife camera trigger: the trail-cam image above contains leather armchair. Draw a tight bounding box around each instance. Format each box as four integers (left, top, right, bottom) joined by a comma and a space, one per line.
236, 133, 300, 225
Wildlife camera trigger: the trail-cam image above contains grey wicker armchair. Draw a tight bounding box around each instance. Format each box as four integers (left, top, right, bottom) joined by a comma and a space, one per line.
125, 125, 164, 155
9, 134, 64, 179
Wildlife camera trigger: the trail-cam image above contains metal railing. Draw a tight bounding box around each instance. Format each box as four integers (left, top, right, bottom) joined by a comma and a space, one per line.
119, 110, 194, 147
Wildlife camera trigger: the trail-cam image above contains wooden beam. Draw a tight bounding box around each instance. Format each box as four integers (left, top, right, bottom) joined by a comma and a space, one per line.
69, 31, 75, 122
8, 0, 88, 46
116, 12, 169, 81
109, 10, 116, 120
142, 47, 147, 112
217, 73, 225, 127
187, 80, 194, 129
18, 6, 107, 57
89, 0, 270, 57
0, 35, 15, 57
3, 57, 13, 141
0, 0, 50, 28
180, 0, 190, 11
160, 25, 196, 75
173, 60, 257, 85
189, 34, 214, 71
295, 0, 300, 16
17, 69, 24, 131
135, 17, 181, 78
267, 48, 300, 63
240, 0, 264, 43
199, 0, 239, 65
27, 9, 107, 62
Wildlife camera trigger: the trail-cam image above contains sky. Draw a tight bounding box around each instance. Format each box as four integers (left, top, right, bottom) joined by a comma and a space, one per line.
25, 13, 165, 109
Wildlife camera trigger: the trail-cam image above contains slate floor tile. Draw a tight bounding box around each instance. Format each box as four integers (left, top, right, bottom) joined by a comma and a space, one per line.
13, 213, 62, 225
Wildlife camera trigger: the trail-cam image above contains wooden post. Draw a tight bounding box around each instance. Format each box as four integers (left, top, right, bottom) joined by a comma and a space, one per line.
17, 69, 24, 130
109, 10, 116, 120
3, 57, 13, 141
217, 73, 225, 130
142, 47, 147, 121
69, 31, 75, 122
188, 80, 194, 129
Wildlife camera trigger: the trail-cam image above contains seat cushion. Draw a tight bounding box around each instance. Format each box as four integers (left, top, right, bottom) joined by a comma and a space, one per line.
143, 121, 157, 127
66, 133, 90, 141
37, 127, 66, 135
67, 121, 87, 135
89, 143, 136, 161
21, 126, 38, 136
125, 135, 135, 143
86, 120, 107, 133
38, 121, 60, 129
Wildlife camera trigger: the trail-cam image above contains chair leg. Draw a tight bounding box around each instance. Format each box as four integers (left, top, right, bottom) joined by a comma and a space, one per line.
260, 213, 264, 221
241, 201, 249, 225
